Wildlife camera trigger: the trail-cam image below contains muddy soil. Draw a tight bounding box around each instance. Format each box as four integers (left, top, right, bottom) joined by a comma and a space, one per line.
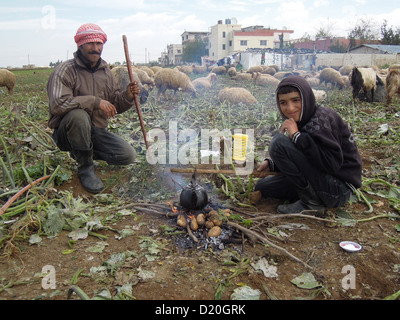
0, 166, 399, 302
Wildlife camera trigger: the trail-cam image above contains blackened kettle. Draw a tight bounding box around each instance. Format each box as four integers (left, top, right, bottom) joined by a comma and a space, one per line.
179, 172, 208, 210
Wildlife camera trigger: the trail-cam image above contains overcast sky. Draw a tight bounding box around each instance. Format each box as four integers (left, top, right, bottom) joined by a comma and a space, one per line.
1, 0, 399, 67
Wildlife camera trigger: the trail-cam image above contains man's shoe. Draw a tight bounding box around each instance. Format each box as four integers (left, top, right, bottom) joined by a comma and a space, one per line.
78, 165, 104, 194
74, 149, 104, 194
277, 199, 325, 214
277, 183, 326, 214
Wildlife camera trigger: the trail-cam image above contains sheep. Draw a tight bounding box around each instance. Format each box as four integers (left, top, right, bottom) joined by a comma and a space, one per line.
191, 72, 217, 90
227, 67, 237, 77
253, 72, 280, 88
385, 69, 400, 106
218, 87, 257, 106
312, 89, 327, 103
211, 66, 226, 75
339, 65, 353, 76
231, 72, 253, 81
154, 68, 196, 102
111, 66, 150, 104
261, 66, 276, 75
319, 67, 345, 90
306, 76, 320, 87
350, 67, 383, 103
179, 65, 193, 75
247, 65, 263, 74
131, 66, 155, 87
150, 66, 163, 74
138, 66, 155, 78
273, 71, 294, 80
193, 65, 208, 74
0, 69, 16, 94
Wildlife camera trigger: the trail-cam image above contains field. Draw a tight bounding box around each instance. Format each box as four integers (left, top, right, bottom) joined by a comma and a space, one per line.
0, 66, 399, 302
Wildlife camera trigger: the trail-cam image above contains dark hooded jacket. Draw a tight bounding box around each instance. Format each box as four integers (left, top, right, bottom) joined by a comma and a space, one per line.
275, 75, 362, 189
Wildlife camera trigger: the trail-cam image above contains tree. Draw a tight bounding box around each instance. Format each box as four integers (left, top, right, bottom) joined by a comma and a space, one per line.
380, 20, 400, 45
182, 39, 208, 64
348, 17, 379, 48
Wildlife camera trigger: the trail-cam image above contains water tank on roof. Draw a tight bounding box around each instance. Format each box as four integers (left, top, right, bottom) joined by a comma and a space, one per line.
225, 19, 231, 24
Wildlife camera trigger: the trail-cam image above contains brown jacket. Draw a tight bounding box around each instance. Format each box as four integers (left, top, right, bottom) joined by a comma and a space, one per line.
47, 51, 134, 129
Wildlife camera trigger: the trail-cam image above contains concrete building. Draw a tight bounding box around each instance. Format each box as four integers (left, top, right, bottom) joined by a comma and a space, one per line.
181, 31, 209, 46
164, 44, 183, 66
208, 19, 294, 61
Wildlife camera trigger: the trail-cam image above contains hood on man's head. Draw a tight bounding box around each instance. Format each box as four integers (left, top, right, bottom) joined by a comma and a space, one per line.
276, 75, 316, 127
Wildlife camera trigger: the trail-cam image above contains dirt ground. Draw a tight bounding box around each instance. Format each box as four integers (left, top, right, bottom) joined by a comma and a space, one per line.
0, 158, 399, 301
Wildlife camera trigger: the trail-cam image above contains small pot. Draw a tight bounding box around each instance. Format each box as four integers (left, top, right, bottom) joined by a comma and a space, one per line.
179, 172, 208, 210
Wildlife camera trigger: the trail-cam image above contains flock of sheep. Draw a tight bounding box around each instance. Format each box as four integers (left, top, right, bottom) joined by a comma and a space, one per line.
110, 62, 400, 108
1, 62, 400, 109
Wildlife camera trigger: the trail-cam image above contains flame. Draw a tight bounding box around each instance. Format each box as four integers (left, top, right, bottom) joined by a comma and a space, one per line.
167, 201, 178, 213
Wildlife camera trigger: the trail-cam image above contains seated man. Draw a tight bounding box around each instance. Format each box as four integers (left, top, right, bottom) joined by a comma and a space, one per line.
47, 23, 140, 193
255, 75, 362, 214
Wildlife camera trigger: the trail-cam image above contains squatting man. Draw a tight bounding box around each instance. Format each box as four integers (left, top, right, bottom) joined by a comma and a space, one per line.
47, 23, 140, 194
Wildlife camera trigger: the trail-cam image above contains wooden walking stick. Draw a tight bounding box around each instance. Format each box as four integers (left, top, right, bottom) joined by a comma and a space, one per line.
122, 35, 150, 151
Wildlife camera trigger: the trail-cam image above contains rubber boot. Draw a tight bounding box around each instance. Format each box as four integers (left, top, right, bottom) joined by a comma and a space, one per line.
75, 150, 104, 194
277, 183, 326, 215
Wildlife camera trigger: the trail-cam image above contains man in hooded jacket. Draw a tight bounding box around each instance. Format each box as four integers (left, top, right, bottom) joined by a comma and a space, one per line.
47, 23, 140, 194
255, 75, 362, 214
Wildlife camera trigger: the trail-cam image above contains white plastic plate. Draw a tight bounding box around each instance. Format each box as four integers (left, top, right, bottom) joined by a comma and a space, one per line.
339, 241, 362, 252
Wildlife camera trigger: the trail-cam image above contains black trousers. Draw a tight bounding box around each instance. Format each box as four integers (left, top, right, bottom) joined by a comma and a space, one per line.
255, 134, 351, 208
52, 109, 136, 165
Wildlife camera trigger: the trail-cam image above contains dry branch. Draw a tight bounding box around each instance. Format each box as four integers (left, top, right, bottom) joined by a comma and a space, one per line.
227, 221, 315, 271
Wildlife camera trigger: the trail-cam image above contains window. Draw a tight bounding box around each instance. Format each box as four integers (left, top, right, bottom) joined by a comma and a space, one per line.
222, 44, 226, 50
240, 40, 247, 46
229, 40, 232, 47
222, 32, 226, 38
260, 40, 267, 46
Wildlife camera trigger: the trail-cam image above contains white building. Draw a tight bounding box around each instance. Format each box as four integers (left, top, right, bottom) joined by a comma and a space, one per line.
208, 19, 294, 61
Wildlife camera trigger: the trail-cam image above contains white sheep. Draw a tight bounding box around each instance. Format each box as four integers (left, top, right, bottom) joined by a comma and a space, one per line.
154, 68, 196, 102
319, 68, 345, 90
0, 69, 16, 94
312, 89, 327, 103
192, 72, 217, 90
218, 87, 257, 105
253, 72, 280, 88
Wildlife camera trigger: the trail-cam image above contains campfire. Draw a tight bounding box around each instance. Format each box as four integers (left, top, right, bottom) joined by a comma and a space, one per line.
167, 201, 242, 250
